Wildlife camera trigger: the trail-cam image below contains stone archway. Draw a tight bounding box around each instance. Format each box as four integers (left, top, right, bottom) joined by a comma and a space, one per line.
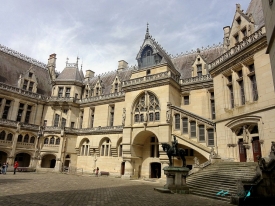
41, 154, 56, 168
15, 153, 31, 167
0, 151, 8, 163
132, 130, 160, 178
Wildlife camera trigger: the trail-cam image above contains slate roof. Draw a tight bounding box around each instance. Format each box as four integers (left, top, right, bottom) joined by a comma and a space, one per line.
56, 66, 84, 83
246, 0, 265, 30
0, 45, 52, 96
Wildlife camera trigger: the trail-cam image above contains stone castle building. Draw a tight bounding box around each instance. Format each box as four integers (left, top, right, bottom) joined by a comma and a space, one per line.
0, 0, 274, 179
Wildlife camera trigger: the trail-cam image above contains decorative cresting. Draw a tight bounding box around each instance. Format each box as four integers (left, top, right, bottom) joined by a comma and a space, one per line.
78, 91, 125, 103
0, 44, 47, 69
209, 27, 266, 71
133, 91, 160, 123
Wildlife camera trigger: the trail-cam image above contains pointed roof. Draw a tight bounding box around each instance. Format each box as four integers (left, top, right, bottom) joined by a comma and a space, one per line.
56, 61, 83, 83
136, 25, 176, 70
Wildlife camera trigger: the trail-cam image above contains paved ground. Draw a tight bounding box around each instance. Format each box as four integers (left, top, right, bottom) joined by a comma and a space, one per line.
0, 172, 231, 206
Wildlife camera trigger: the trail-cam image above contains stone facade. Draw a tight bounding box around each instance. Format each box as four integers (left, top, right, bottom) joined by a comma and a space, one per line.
0, 0, 274, 179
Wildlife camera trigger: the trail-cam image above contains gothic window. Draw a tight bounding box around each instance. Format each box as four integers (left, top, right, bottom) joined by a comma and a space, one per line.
24, 134, 29, 143
227, 74, 234, 108
7, 133, 13, 141
208, 129, 215, 146
54, 114, 60, 127
114, 83, 118, 93
81, 139, 90, 156
118, 139, 123, 157
190, 121, 196, 138
101, 139, 112, 156
18, 135, 23, 142
30, 136, 35, 143
150, 137, 159, 158
2, 100, 11, 119
56, 138, 60, 145
248, 64, 258, 101
237, 70, 245, 105
61, 118, 66, 129
90, 109, 95, 128
65, 88, 70, 98
16, 103, 25, 122
182, 118, 188, 134
197, 64, 202, 77
184, 96, 189, 105
29, 82, 34, 92
50, 137, 55, 144
58, 87, 64, 97
25, 105, 32, 123
133, 92, 160, 123
44, 138, 49, 144
210, 92, 216, 119
0, 131, 5, 140
141, 46, 154, 68
199, 125, 205, 141
109, 106, 115, 126
23, 80, 28, 90
175, 114, 180, 130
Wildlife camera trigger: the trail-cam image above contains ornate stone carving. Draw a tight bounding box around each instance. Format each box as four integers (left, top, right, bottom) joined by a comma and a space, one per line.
122, 108, 126, 126
193, 157, 200, 167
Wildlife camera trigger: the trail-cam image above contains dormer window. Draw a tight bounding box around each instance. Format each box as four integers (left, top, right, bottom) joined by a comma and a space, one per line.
236, 17, 241, 25
29, 72, 33, 78
241, 27, 247, 37
141, 46, 154, 68
146, 69, 151, 75
96, 87, 99, 96
114, 83, 118, 93
234, 34, 239, 43
197, 64, 202, 77
29, 82, 34, 92
23, 80, 28, 90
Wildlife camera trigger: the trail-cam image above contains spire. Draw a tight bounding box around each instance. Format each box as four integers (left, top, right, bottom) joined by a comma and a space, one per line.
145, 22, 150, 39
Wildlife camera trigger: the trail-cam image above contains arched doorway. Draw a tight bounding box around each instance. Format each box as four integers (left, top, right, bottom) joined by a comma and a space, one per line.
0, 151, 8, 163
15, 153, 31, 167
150, 162, 161, 178
121, 162, 125, 175
41, 154, 56, 168
64, 154, 70, 167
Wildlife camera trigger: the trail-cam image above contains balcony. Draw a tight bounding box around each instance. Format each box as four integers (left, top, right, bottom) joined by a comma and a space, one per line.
180, 74, 212, 85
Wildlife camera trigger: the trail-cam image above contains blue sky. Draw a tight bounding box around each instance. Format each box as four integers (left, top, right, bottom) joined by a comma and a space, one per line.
0, 0, 251, 74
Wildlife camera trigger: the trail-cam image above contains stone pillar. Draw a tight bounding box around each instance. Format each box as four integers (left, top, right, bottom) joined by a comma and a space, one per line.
10, 133, 19, 159
244, 144, 253, 162
121, 160, 133, 179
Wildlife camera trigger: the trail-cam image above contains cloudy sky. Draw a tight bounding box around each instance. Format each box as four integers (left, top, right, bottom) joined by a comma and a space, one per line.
1, 0, 251, 74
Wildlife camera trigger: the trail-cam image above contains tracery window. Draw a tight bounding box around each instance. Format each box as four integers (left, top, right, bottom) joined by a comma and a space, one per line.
56, 138, 60, 145
50, 137, 55, 144
101, 138, 112, 156
24, 134, 29, 143
30, 136, 35, 143
81, 139, 90, 156
7, 133, 13, 141
18, 134, 23, 142
44, 138, 49, 144
0, 131, 5, 140
133, 92, 160, 123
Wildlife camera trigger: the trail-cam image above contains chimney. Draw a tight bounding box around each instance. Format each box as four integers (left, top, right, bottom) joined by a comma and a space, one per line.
47, 53, 56, 81
118, 60, 128, 72
85, 70, 95, 79
236, 4, 241, 12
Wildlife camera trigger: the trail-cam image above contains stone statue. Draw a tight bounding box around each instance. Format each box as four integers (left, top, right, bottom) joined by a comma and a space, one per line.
209, 147, 217, 160
122, 108, 126, 126
16, 122, 21, 132
161, 135, 186, 167
193, 157, 200, 167
243, 125, 249, 143
166, 109, 171, 123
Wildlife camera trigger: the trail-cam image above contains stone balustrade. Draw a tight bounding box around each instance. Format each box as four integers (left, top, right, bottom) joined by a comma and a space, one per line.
180, 74, 212, 85
78, 92, 125, 103
47, 96, 76, 103
122, 71, 180, 87
209, 27, 266, 70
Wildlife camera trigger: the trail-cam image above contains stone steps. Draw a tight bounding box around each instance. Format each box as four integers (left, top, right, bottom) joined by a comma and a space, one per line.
186, 162, 258, 203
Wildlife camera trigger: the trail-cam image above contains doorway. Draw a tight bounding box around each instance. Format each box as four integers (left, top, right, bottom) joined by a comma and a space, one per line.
15, 153, 31, 167
238, 139, 247, 162
252, 137, 262, 162
120, 162, 125, 175
150, 162, 161, 178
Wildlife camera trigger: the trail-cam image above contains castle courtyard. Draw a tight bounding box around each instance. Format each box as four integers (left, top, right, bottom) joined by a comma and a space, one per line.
0, 172, 231, 206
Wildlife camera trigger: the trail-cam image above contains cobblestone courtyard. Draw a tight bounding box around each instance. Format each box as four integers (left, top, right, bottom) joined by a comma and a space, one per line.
0, 172, 231, 206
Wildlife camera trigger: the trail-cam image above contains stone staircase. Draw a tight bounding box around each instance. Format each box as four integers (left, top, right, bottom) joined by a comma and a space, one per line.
186, 161, 258, 202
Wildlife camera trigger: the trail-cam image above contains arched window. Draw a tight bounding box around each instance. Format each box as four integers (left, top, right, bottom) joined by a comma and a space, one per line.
81, 139, 90, 156
0, 131, 5, 140
44, 138, 49, 144
18, 134, 23, 142
134, 92, 160, 123
24, 134, 29, 143
56, 138, 60, 145
50, 137, 55, 144
150, 137, 159, 157
30, 136, 35, 143
101, 138, 112, 156
7, 133, 13, 141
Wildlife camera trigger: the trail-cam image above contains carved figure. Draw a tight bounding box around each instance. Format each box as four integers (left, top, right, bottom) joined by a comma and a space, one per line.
16, 122, 21, 132
161, 135, 186, 167
271, 141, 275, 155
166, 110, 171, 123
122, 108, 126, 126
209, 147, 217, 159
193, 157, 200, 167
243, 125, 249, 143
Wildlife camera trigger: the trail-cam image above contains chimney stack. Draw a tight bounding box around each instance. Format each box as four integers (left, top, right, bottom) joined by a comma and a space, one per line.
85, 70, 95, 79
118, 60, 128, 72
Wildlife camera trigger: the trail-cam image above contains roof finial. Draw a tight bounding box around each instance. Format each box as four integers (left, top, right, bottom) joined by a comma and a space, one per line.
145, 22, 150, 39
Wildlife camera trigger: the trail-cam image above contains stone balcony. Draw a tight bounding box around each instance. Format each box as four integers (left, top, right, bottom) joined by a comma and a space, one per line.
47, 96, 76, 103
0, 140, 13, 147
180, 74, 212, 85
0, 119, 39, 131
78, 92, 125, 104
16, 142, 35, 149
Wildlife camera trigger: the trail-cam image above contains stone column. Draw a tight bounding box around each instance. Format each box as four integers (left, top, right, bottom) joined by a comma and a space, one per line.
244, 144, 253, 162
122, 160, 133, 179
